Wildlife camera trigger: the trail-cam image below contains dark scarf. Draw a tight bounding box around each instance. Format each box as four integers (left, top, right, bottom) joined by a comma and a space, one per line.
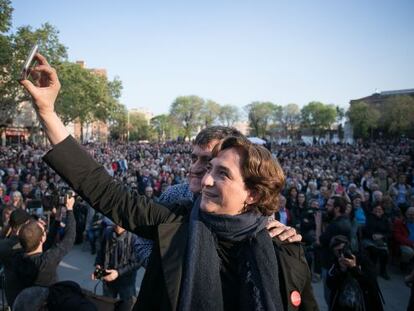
178, 199, 283, 311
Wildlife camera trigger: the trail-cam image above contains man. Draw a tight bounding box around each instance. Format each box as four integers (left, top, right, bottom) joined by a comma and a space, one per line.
319, 196, 352, 305
10, 195, 76, 306
134, 126, 302, 265
393, 206, 414, 271
326, 235, 384, 311
0, 209, 31, 307
93, 223, 141, 311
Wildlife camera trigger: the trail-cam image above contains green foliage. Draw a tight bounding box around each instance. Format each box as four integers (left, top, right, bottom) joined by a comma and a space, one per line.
383, 95, 414, 135
0, 17, 67, 126
219, 104, 240, 127
55, 62, 122, 141
278, 103, 301, 138
170, 95, 204, 140
129, 112, 152, 141
109, 102, 128, 141
347, 101, 380, 138
150, 114, 180, 141
245, 101, 277, 137
301, 101, 337, 136
200, 100, 220, 127
0, 0, 12, 33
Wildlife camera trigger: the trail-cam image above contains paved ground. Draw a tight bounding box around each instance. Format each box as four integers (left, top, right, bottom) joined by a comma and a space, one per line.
58, 244, 411, 311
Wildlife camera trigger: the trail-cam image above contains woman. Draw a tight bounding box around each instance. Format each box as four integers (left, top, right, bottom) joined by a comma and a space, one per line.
8, 191, 25, 210
21, 54, 318, 310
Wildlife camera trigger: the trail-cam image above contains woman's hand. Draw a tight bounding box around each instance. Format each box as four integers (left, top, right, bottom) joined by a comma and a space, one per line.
19, 53, 61, 117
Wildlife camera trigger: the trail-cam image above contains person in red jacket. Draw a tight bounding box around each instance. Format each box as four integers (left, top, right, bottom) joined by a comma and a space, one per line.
393, 206, 414, 270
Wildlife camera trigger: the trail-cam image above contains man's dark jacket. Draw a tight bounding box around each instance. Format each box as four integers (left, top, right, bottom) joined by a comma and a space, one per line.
44, 136, 318, 311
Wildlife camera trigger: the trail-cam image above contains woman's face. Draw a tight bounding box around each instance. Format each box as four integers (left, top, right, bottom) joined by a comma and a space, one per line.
298, 194, 305, 204
200, 148, 254, 216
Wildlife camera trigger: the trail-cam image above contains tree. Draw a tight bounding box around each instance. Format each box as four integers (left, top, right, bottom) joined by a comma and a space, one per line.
219, 105, 240, 127
55, 62, 120, 142
129, 112, 152, 141
170, 95, 204, 140
200, 100, 220, 127
109, 102, 128, 141
278, 103, 301, 139
383, 95, 414, 136
245, 101, 277, 137
301, 101, 337, 137
347, 101, 380, 139
150, 114, 181, 142
0, 19, 67, 127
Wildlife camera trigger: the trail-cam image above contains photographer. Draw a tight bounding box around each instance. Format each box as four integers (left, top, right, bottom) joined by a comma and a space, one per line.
10, 194, 76, 306
92, 222, 141, 311
327, 235, 384, 311
0, 209, 31, 307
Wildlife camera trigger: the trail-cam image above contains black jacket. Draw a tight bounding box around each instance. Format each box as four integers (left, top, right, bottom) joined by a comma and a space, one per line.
95, 227, 141, 277
44, 136, 319, 311
10, 211, 75, 306
327, 253, 384, 311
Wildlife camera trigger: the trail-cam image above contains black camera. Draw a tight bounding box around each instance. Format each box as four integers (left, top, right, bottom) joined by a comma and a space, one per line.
338, 245, 353, 260
58, 189, 75, 206
94, 267, 109, 279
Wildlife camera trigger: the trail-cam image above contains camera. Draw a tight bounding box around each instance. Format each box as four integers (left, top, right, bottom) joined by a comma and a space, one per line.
58, 189, 75, 206
94, 267, 109, 279
338, 245, 353, 260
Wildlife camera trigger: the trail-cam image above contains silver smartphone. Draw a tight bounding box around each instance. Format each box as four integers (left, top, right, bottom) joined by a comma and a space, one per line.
20, 43, 38, 80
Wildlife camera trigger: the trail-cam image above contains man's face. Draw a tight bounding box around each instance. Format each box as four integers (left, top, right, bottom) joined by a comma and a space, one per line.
406, 208, 414, 223
188, 140, 219, 193
326, 198, 335, 215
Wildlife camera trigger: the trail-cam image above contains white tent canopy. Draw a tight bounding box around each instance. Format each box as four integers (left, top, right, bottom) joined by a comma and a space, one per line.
247, 137, 267, 145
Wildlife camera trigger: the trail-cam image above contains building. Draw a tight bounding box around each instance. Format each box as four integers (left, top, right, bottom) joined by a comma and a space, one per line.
350, 88, 414, 109
349, 88, 414, 138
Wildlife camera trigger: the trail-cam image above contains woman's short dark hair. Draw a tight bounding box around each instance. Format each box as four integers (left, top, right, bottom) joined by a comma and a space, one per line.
213, 136, 285, 216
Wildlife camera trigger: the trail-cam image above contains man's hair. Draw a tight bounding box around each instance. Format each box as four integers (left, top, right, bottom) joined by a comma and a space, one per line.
194, 126, 243, 147
18, 220, 43, 253
212, 136, 285, 216
333, 196, 347, 214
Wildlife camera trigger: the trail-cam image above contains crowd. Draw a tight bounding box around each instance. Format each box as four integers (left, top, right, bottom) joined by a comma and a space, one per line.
0, 136, 413, 310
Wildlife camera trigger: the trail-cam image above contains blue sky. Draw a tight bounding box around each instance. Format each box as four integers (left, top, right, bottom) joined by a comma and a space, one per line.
10, 0, 414, 116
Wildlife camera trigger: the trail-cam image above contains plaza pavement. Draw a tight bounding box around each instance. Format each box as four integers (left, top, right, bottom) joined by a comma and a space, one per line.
58, 244, 411, 311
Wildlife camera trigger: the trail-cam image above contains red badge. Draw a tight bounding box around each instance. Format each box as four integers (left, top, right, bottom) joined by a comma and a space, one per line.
290, 290, 301, 307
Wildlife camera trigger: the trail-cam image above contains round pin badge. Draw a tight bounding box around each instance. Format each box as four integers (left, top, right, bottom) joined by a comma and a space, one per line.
290, 290, 301, 307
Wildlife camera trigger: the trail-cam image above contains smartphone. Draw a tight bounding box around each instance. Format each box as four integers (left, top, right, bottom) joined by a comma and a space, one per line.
20, 43, 38, 80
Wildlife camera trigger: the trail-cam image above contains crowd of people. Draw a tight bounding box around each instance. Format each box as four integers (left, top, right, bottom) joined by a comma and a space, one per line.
2, 54, 414, 309
0, 134, 413, 310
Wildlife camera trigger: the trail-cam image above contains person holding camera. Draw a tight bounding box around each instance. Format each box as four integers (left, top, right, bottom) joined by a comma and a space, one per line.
362, 203, 392, 280
92, 222, 141, 311
326, 235, 384, 311
9, 194, 76, 306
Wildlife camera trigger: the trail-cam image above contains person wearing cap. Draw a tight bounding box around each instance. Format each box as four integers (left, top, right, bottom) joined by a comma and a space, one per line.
326, 235, 384, 311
